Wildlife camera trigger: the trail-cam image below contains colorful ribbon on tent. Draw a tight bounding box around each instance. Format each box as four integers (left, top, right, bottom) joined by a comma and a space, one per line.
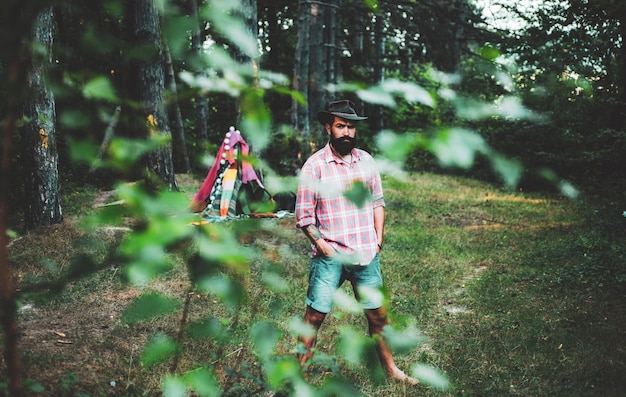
219, 164, 238, 217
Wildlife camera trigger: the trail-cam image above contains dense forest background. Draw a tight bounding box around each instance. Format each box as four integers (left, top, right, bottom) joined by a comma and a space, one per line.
1, 0, 625, 395
3, 0, 625, 219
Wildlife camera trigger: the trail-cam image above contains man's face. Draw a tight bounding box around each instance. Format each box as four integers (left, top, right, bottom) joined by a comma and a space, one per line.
326, 116, 356, 139
326, 116, 357, 155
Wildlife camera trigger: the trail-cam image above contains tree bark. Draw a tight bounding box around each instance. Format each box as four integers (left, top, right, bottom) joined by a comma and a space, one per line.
293, 0, 311, 139
293, 0, 328, 144
163, 42, 191, 173
23, 6, 63, 230
308, 0, 327, 136
188, 0, 209, 148
372, 13, 384, 132
130, 0, 178, 190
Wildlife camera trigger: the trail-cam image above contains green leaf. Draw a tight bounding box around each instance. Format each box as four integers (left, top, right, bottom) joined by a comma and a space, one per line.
381, 325, 426, 354
161, 375, 187, 397
337, 327, 373, 364
122, 244, 172, 285
82, 76, 118, 102
364, 0, 378, 10
430, 128, 487, 169
479, 44, 501, 61
106, 138, 153, 170
411, 363, 451, 391
558, 180, 580, 199
287, 317, 316, 338
375, 130, 420, 163
184, 368, 221, 397
59, 110, 91, 129
66, 137, 98, 165
490, 153, 523, 190
187, 317, 228, 341
121, 292, 181, 325
162, 16, 195, 59
195, 233, 251, 275
343, 180, 371, 208
333, 288, 363, 313
357, 87, 396, 107
261, 271, 289, 292
250, 321, 280, 359
196, 274, 246, 309
240, 90, 272, 151
380, 79, 436, 107
204, 2, 260, 60
317, 377, 361, 396
141, 333, 178, 368
264, 357, 302, 388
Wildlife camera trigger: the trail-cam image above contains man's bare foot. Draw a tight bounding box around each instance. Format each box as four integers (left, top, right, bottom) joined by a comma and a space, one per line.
388, 368, 419, 385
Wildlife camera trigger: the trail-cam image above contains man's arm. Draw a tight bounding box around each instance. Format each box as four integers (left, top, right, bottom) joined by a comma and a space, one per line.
301, 224, 322, 244
374, 205, 385, 251
301, 224, 335, 257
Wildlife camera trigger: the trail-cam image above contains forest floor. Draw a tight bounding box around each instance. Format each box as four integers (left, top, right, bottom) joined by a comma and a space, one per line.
3, 172, 626, 396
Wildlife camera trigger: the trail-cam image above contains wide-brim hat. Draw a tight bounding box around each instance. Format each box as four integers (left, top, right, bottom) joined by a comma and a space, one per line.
317, 99, 368, 125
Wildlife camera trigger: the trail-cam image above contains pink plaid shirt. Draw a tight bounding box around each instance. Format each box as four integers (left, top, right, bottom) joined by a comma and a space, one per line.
295, 144, 385, 264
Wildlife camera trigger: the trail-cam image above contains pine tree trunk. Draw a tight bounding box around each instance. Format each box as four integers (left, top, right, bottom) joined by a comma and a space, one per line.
164, 43, 191, 173
308, 0, 327, 135
372, 13, 384, 132
23, 6, 63, 230
293, 0, 311, 139
188, 0, 209, 147
618, 9, 626, 111
294, 0, 328, 143
130, 0, 178, 190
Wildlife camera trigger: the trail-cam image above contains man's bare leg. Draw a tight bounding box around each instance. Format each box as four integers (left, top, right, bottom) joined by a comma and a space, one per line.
364, 307, 419, 385
298, 305, 327, 366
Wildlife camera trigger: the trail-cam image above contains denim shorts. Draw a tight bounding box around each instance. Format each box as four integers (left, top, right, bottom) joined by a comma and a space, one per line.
305, 253, 384, 313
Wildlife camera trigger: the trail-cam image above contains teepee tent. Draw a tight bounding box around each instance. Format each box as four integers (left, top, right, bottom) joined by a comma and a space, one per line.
190, 127, 271, 219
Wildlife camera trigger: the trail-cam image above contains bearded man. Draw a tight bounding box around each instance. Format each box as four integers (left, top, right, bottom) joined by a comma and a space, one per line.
295, 99, 418, 385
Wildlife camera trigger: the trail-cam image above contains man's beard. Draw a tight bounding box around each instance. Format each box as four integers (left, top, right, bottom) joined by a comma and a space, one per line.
330, 136, 356, 156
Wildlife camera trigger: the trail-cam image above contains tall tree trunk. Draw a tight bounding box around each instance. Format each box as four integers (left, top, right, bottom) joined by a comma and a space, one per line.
163, 42, 191, 173
23, 6, 63, 230
130, 0, 178, 190
308, 0, 327, 135
326, 1, 337, 86
188, 0, 209, 149
617, 9, 626, 123
293, 0, 328, 145
372, 13, 384, 132
293, 0, 311, 139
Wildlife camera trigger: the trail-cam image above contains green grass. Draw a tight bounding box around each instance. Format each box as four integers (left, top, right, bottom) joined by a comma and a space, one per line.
3, 172, 625, 396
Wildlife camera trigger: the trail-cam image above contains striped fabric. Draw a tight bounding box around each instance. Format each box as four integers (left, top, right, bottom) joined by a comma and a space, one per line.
219, 164, 238, 217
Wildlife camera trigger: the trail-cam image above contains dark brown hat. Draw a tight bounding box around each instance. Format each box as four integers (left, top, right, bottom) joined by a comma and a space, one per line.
317, 100, 368, 125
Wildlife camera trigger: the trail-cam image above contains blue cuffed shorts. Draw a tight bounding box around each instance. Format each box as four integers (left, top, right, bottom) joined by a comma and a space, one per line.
305, 253, 384, 314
